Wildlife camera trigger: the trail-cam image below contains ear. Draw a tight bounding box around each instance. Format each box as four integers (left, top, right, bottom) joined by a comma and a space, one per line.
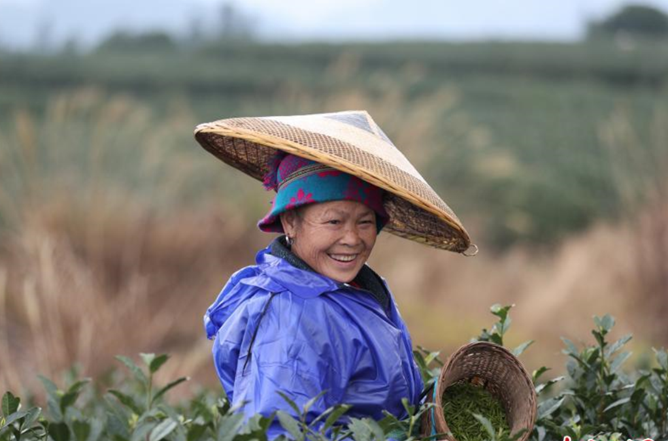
279, 210, 299, 237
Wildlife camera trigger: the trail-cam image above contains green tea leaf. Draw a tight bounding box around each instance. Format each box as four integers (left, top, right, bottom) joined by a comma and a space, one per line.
442, 381, 509, 441
601, 314, 615, 333
20, 425, 46, 438
501, 316, 512, 335
400, 397, 415, 417
8, 425, 21, 440
535, 376, 565, 394
87, 416, 104, 441
653, 347, 668, 371
115, 356, 148, 386
61, 391, 81, 413
216, 397, 231, 416
423, 349, 442, 366
592, 330, 606, 349
139, 353, 156, 367
0, 410, 28, 431
276, 411, 303, 441
412, 351, 428, 374
586, 347, 600, 364
323, 405, 352, 431
48, 422, 70, 441
561, 338, 579, 356
490, 304, 513, 321
148, 419, 177, 441
217, 414, 245, 441
593, 314, 615, 334
47, 395, 63, 422
537, 396, 565, 419
72, 420, 91, 441
131, 421, 157, 441
512, 340, 534, 357
610, 351, 631, 373
186, 423, 207, 441
66, 380, 91, 395
106, 408, 130, 440
490, 333, 503, 346
22, 407, 41, 429
351, 418, 384, 441
153, 377, 189, 403
605, 334, 632, 358
276, 392, 301, 416
603, 397, 631, 412
471, 413, 496, 441
258, 412, 276, 432
149, 354, 170, 373
347, 418, 373, 441
38, 376, 60, 401
1, 392, 20, 417
108, 390, 143, 415
303, 390, 327, 415
532, 367, 550, 383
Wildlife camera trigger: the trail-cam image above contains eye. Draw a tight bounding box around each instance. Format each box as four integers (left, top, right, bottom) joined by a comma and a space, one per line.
327, 219, 341, 225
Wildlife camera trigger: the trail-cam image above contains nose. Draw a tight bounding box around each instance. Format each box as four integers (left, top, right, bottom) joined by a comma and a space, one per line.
340, 222, 363, 248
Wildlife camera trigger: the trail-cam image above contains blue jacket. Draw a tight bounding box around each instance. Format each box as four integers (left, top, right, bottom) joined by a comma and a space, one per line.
204, 238, 424, 438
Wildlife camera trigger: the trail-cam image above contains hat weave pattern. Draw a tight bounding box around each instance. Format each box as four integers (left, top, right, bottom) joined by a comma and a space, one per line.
194, 111, 472, 252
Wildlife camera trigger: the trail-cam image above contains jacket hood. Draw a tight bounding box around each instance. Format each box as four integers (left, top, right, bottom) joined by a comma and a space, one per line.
203, 241, 340, 340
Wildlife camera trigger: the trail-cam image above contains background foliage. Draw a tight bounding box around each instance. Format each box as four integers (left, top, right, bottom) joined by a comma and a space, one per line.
1, 3, 667, 422
2, 306, 667, 441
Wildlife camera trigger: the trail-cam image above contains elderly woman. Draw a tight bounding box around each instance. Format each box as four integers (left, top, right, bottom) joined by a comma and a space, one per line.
195, 111, 473, 439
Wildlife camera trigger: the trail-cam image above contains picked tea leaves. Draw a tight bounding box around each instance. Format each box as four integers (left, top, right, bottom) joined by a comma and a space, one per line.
442, 380, 510, 441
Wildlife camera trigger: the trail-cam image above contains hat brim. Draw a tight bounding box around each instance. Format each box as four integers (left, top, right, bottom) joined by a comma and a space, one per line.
194, 113, 473, 253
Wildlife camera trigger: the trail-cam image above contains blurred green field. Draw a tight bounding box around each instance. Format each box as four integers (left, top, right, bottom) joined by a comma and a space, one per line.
1, 40, 666, 247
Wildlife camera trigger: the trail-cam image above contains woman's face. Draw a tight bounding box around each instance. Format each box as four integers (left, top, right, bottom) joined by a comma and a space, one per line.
280, 200, 378, 283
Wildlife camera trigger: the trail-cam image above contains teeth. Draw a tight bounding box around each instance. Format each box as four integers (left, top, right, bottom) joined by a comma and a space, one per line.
330, 254, 357, 262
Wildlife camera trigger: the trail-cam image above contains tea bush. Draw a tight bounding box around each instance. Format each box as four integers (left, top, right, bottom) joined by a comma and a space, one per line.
2, 305, 667, 441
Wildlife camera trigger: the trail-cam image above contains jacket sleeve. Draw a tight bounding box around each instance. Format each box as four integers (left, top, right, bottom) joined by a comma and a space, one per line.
212, 291, 348, 440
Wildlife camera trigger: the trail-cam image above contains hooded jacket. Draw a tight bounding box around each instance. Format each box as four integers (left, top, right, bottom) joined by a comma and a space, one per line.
204, 237, 424, 438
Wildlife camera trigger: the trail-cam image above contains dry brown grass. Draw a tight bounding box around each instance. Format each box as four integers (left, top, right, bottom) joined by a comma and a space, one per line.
0, 89, 269, 393
1, 78, 666, 396
0, 200, 272, 394
598, 102, 668, 342
1, 195, 663, 394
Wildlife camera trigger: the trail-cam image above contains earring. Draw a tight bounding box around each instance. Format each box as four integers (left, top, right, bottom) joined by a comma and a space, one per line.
286, 235, 293, 246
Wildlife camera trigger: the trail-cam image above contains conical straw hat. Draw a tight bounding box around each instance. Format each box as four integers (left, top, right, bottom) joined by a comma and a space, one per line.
194, 110, 475, 253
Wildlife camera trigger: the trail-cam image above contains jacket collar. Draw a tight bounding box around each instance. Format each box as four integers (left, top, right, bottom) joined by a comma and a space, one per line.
253, 237, 336, 299
256, 236, 390, 309
269, 235, 315, 273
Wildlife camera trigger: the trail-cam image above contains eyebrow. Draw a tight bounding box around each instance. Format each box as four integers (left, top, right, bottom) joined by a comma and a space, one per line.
322, 208, 374, 218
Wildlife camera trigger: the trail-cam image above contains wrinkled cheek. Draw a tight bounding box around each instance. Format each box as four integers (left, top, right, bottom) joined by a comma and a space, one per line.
299, 244, 320, 267
319, 254, 335, 272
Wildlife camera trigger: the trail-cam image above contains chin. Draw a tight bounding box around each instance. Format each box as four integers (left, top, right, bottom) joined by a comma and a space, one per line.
317, 256, 366, 283
328, 268, 360, 284
336, 275, 355, 284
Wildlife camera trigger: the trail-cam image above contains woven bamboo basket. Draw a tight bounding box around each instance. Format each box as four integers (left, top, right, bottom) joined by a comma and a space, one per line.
421, 342, 536, 441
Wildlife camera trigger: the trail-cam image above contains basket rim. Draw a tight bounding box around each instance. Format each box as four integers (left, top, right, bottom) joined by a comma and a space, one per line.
427, 341, 537, 441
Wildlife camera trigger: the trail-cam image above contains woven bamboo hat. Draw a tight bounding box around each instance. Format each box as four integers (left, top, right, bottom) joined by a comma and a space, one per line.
194, 110, 475, 253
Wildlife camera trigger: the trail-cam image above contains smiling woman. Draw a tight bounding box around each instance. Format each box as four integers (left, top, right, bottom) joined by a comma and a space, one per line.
195, 110, 473, 439
257, 151, 388, 284
280, 201, 378, 283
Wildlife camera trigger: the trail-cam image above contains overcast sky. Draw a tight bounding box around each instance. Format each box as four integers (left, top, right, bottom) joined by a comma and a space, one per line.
2, 0, 668, 50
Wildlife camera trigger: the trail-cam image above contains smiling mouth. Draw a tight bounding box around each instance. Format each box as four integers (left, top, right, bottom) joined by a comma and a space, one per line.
328, 254, 358, 263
